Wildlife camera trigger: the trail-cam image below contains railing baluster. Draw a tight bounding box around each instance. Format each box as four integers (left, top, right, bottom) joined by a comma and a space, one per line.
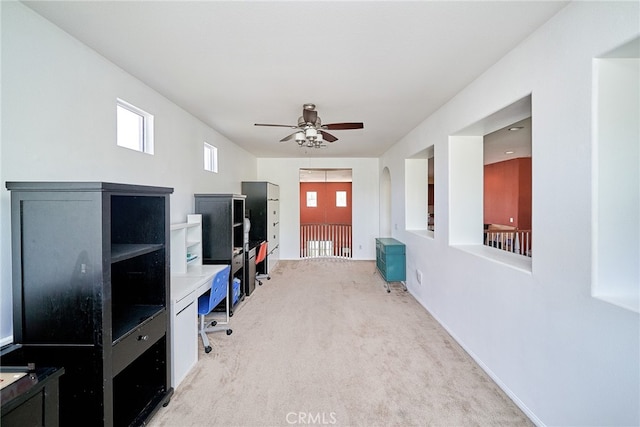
483, 229, 532, 257
300, 223, 353, 259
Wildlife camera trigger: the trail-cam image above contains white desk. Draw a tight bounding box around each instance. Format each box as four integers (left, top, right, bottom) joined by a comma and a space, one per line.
170, 264, 227, 388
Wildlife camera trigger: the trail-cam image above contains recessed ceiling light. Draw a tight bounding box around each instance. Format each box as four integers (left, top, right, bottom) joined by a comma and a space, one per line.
505, 150, 515, 155
508, 126, 524, 131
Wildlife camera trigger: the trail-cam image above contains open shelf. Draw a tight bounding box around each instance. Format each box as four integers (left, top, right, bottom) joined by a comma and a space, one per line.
111, 243, 164, 263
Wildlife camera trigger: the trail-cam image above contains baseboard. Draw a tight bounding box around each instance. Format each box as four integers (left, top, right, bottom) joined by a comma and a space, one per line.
409, 290, 546, 427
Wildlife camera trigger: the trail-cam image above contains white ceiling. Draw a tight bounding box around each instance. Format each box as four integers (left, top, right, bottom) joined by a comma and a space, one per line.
484, 117, 532, 165
23, 1, 567, 158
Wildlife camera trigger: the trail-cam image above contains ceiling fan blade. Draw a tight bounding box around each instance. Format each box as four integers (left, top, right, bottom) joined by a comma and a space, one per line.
320, 130, 338, 143
254, 123, 298, 128
302, 109, 318, 124
323, 122, 364, 130
279, 132, 298, 143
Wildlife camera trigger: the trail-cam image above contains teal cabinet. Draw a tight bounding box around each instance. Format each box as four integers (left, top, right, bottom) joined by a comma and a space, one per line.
375, 238, 406, 292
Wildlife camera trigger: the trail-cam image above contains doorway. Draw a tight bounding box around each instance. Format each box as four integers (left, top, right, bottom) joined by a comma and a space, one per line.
299, 169, 353, 258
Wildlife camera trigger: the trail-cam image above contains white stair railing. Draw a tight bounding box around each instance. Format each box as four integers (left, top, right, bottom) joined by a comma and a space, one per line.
300, 224, 352, 259
484, 229, 532, 257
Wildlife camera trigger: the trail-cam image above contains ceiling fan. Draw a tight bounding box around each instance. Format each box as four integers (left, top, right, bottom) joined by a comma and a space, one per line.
254, 103, 364, 148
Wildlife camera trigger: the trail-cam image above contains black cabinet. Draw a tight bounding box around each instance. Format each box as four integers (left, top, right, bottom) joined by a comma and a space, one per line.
194, 194, 246, 311
0, 344, 65, 427
241, 181, 279, 275
244, 245, 257, 296
6, 182, 173, 426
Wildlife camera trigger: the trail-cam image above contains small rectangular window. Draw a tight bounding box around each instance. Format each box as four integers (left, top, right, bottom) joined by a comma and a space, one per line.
204, 142, 218, 173
116, 99, 154, 154
336, 191, 347, 207
306, 191, 317, 207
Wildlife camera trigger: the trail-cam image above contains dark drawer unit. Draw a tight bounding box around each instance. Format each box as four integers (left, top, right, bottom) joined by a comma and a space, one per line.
375, 238, 407, 292
0, 346, 64, 427
112, 310, 167, 376
232, 252, 244, 274
244, 245, 257, 296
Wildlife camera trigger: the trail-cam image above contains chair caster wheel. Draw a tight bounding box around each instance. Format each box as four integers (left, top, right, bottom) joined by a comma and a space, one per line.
205, 346, 212, 353
387, 289, 391, 293
267, 277, 271, 280
226, 329, 233, 335
211, 320, 217, 326
229, 310, 234, 317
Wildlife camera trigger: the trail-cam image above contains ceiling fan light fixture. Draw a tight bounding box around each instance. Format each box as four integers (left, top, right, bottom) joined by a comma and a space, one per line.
255, 103, 363, 149
305, 127, 317, 139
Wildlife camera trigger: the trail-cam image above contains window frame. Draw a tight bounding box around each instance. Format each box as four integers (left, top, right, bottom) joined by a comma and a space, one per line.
204, 142, 218, 173
306, 191, 317, 207
116, 98, 154, 154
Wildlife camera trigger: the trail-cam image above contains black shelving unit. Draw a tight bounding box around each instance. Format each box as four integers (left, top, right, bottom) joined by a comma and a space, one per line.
241, 181, 280, 276
194, 193, 246, 314
6, 181, 174, 426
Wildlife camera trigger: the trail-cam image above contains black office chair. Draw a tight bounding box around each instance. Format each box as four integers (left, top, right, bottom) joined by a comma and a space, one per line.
198, 265, 232, 353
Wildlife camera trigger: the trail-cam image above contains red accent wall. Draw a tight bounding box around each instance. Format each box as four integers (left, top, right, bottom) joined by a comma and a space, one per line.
300, 182, 352, 224
484, 157, 531, 229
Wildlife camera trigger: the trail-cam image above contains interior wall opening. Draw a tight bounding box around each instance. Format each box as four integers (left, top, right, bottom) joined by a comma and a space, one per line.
449, 94, 533, 269
380, 167, 392, 237
405, 145, 435, 237
299, 168, 353, 258
592, 36, 639, 312
483, 117, 532, 257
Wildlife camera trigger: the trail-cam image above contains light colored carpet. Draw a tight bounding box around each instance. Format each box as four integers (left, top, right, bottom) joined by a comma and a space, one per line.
149, 259, 532, 427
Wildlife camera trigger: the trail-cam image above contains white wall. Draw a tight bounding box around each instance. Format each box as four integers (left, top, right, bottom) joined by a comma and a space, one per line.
0, 2, 257, 342
381, 2, 639, 426
257, 158, 379, 260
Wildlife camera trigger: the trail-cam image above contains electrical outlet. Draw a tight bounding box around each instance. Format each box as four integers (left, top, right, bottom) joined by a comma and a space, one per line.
416, 269, 422, 285
509, 217, 514, 223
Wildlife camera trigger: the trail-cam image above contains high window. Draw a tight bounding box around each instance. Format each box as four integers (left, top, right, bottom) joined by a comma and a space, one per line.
204, 142, 218, 173
306, 191, 317, 207
116, 98, 153, 154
